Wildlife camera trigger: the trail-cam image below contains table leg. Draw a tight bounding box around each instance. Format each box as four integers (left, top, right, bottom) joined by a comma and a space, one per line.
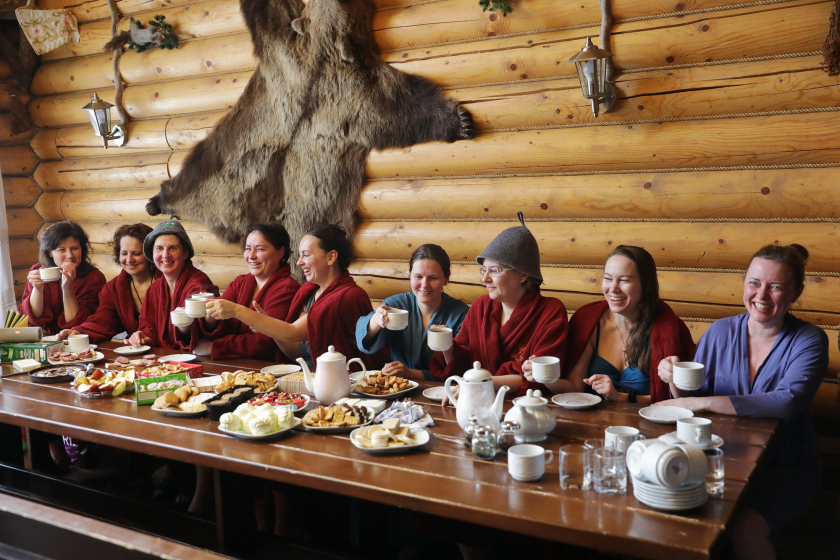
214, 468, 258, 549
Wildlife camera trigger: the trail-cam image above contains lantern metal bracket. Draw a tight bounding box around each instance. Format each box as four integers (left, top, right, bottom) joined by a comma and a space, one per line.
103, 124, 127, 148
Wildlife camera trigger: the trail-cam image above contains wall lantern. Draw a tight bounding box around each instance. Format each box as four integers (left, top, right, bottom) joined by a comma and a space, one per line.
568, 37, 616, 118
81, 93, 126, 149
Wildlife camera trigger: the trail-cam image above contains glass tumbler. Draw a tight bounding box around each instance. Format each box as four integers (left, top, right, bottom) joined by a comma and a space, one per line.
584, 438, 607, 480
559, 444, 591, 491
593, 447, 627, 494
704, 448, 725, 496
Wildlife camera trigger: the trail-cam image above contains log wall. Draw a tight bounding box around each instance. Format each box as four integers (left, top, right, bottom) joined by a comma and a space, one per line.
4, 0, 840, 376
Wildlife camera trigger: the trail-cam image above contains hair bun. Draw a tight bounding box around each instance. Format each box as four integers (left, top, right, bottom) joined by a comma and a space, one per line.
788, 243, 809, 262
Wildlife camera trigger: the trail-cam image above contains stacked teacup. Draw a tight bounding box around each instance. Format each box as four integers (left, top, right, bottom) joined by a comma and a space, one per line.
626, 436, 707, 511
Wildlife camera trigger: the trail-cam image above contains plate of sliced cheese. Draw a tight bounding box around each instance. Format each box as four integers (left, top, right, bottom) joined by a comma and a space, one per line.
350, 419, 430, 454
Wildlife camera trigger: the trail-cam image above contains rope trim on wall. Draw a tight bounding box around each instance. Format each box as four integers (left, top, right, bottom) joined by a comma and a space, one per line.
368, 162, 840, 182
441, 51, 822, 90
379, 0, 800, 52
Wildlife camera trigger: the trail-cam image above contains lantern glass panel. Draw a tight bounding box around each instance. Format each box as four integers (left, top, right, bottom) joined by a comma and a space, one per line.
85, 107, 110, 137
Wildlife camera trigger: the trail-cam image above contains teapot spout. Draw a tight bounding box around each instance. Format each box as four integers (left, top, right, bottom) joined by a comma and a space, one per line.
296, 358, 315, 393
492, 385, 510, 421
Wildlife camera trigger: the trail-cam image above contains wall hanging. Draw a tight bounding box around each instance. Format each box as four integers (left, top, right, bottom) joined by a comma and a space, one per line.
146, 0, 473, 264
479, 0, 513, 16
823, 0, 840, 75
103, 15, 179, 53
14, 0, 79, 56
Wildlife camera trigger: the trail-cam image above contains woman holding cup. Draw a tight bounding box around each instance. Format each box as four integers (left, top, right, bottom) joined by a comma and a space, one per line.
656, 244, 828, 558
430, 213, 568, 397
19, 221, 106, 335
194, 223, 300, 360
127, 220, 218, 350
526, 245, 694, 404
57, 224, 158, 343
355, 244, 468, 381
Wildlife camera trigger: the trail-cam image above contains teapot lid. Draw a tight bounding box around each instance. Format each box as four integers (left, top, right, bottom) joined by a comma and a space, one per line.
318, 345, 346, 362
463, 361, 492, 382
514, 389, 546, 406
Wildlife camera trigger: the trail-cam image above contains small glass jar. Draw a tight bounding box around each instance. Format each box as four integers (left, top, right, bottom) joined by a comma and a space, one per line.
471, 425, 498, 461
464, 414, 479, 444
498, 421, 520, 453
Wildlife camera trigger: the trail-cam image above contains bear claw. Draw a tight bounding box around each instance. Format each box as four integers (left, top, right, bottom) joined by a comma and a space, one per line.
458, 106, 474, 140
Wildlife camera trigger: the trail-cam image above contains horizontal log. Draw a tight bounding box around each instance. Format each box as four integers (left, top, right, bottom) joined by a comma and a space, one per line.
42, 0, 248, 61
74, 219, 240, 255
6, 207, 42, 238
358, 167, 840, 220
166, 111, 228, 149
33, 193, 65, 222
353, 221, 840, 272
168, 151, 189, 176
0, 113, 34, 144
30, 121, 170, 160
0, 145, 38, 175
35, 189, 159, 222
3, 176, 40, 206
28, 130, 62, 160
366, 111, 840, 178
9, 239, 39, 268
0, 84, 31, 112
14, 267, 28, 300
385, 0, 830, 87
33, 153, 172, 191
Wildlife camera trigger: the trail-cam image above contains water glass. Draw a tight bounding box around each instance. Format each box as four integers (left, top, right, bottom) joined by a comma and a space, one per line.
704, 448, 724, 496
593, 447, 627, 495
559, 444, 591, 491
584, 438, 607, 479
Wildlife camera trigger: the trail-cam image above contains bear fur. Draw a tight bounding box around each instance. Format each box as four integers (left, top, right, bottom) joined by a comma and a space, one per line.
146, 0, 473, 261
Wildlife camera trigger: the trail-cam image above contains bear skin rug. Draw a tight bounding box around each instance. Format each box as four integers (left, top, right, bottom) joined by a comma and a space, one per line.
146, 0, 473, 258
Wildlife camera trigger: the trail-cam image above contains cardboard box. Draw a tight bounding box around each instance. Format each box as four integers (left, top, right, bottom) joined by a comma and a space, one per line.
134, 372, 192, 405
136, 361, 203, 379
0, 341, 63, 364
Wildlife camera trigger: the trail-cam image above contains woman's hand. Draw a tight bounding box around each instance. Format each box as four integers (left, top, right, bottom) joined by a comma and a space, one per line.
56, 329, 80, 341
583, 374, 619, 401
441, 385, 459, 407
127, 331, 152, 347
657, 356, 680, 384
381, 361, 423, 381
26, 268, 45, 291
60, 261, 78, 290
205, 299, 241, 320
522, 355, 536, 383
371, 304, 394, 330
249, 301, 268, 332
654, 397, 706, 412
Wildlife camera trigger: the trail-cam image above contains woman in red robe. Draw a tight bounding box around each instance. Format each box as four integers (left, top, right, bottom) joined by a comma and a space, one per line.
194, 223, 300, 361
207, 225, 386, 368
526, 245, 694, 404
430, 213, 568, 398
127, 220, 218, 351
57, 224, 158, 343
19, 221, 106, 335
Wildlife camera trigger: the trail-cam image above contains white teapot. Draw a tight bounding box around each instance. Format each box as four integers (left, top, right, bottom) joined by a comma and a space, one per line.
296, 345, 366, 404
444, 361, 509, 432
503, 389, 556, 442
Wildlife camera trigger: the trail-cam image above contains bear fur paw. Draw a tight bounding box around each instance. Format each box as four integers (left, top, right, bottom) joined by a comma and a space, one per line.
146, 195, 163, 216
458, 105, 475, 140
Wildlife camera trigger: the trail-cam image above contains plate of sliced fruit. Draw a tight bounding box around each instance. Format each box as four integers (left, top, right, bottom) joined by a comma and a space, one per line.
73, 368, 136, 399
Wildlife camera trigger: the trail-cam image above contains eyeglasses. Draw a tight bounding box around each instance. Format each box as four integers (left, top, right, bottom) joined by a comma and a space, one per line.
479, 266, 514, 278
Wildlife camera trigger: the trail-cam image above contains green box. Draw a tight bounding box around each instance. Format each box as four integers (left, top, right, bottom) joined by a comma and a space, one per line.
0, 341, 64, 363
134, 372, 191, 405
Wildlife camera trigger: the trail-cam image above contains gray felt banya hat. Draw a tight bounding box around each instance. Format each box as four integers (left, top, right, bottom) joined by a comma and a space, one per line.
476, 211, 543, 283
143, 218, 195, 262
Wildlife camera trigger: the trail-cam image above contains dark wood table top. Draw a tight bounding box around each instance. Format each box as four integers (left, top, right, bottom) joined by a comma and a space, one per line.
0, 341, 780, 560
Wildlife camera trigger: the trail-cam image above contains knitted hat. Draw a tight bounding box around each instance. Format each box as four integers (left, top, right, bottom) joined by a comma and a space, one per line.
143, 218, 195, 262
476, 212, 542, 283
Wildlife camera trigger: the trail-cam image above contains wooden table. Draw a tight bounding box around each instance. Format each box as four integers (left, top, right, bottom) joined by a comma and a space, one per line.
0, 342, 779, 560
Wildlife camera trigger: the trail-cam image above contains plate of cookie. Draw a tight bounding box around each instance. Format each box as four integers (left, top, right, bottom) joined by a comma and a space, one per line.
151, 386, 209, 417
351, 372, 418, 399
297, 404, 374, 434
215, 370, 278, 393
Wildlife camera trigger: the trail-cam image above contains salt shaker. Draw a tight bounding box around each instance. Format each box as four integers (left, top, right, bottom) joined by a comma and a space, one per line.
464, 414, 479, 444
471, 425, 498, 460
498, 421, 520, 453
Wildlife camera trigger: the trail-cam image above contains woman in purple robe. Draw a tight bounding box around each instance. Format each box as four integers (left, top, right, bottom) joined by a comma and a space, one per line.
656, 244, 828, 560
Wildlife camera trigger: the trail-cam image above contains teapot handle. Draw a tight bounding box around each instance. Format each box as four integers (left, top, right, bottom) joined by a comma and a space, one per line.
444, 376, 460, 407
346, 358, 366, 377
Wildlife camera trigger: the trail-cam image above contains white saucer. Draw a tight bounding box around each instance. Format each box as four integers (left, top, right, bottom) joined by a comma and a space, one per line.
551, 393, 601, 410
670, 431, 724, 449
113, 345, 151, 356
261, 364, 302, 377
639, 406, 693, 424
159, 354, 197, 363
422, 386, 446, 402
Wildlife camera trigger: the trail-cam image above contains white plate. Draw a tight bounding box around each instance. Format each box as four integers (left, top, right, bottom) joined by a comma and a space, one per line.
352, 380, 419, 400
639, 406, 694, 424
296, 407, 375, 434
261, 364, 302, 377
113, 345, 151, 356
159, 354, 197, 363
422, 386, 446, 402
151, 405, 207, 418
350, 427, 430, 454
218, 417, 300, 440
49, 351, 105, 365
669, 431, 724, 449
551, 393, 602, 410
349, 370, 365, 382
634, 488, 708, 511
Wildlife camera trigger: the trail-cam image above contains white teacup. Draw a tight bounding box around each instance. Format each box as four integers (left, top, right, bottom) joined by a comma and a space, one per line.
531, 356, 560, 384
640, 442, 690, 487
39, 267, 61, 282
185, 298, 208, 319
66, 334, 89, 352
674, 443, 708, 483
677, 417, 712, 446
384, 308, 409, 331
170, 308, 193, 327
673, 361, 705, 391
605, 426, 644, 454
192, 292, 214, 300
427, 326, 453, 351
508, 444, 554, 482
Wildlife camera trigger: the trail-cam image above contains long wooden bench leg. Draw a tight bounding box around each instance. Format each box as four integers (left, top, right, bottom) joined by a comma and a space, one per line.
213, 467, 224, 548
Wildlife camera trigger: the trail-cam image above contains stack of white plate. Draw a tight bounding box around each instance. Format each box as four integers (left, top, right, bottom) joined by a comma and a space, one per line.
632, 476, 707, 511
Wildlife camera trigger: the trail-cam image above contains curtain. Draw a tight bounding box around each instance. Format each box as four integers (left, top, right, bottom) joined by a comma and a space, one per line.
0, 168, 17, 317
